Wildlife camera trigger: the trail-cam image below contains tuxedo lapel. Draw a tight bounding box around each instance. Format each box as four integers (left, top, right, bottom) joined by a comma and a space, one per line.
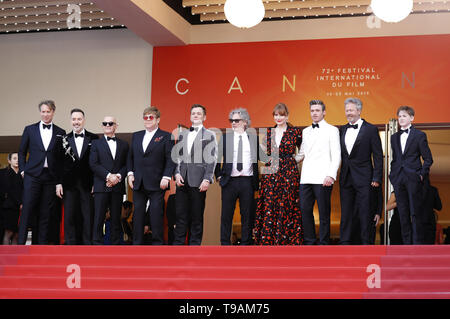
349, 121, 366, 157
136, 131, 145, 155
79, 134, 91, 159
341, 125, 349, 157
144, 129, 163, 155
403, 127, 416, 155
34, 123, 46, 151
68, 134, 79, 160
101, 137, 114, 161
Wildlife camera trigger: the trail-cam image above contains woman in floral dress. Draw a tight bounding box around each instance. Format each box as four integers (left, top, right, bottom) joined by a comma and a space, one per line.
253, 103, 303, 245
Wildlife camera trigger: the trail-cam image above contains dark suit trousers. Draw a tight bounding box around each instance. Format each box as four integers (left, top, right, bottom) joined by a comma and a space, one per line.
64, 180, 93, 245
220, 177, 255, 245
339, 173, 372, 245
92, 192, 123, 245
174, 184, 206, 245
300, 184, 333, 245
133, 188, 165, 245
393, 174, 425, 245
18, 169, 57, 245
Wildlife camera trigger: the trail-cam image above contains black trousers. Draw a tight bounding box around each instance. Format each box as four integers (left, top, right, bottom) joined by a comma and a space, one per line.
63, 180, 94, 245
173, 184, 206, 245
18, 169, 57, 245
92, 192, 123, 245
300, 184, 333, 245
220, 177, 255, 245
133, 187, 165, 245
339, 173, 372, 245
393, 174, 425, 245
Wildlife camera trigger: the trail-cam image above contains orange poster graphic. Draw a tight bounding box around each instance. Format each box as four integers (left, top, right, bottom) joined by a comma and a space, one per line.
151, 35, 450, 130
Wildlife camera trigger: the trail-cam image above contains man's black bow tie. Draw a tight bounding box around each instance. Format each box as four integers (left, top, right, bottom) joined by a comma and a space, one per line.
43, 124, 52, 130
312, 123, 319, 129
107, 136, 116, 141
75, 133, 84, 138
348, 124, 358, 129
400, 128, 409, 134
189, 127, 199, 132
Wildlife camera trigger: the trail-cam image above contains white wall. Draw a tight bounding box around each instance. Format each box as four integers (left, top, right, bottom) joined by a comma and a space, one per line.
0, 28, 153, 135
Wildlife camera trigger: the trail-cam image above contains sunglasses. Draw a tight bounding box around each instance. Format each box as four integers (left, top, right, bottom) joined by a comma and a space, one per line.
143, 115, 157, 121
102, 122, 115, 127
229, 119, 243, 123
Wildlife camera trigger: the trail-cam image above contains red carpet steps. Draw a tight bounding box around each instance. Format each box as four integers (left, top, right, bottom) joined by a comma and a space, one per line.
0, 245, 449, 299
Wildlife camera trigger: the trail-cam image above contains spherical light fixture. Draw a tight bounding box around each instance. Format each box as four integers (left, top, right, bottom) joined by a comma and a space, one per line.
370, 0, 413, 23
224, 0, 265, 29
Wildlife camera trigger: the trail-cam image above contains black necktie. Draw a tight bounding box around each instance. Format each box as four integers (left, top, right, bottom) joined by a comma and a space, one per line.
237, 135, 243, 172
348, 124, 358, 129
75, 133, 84, 138
43, 124, 51, 129
312, 123, 319, 129
400, 128, 409, 134
189, 127, 199, 132
107, 136, 116, 141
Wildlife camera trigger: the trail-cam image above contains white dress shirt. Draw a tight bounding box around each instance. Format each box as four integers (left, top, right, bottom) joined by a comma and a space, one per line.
400, 124, 412, 154
298, 119, 341, 184
187, 125, 202, 153
231, 131, 253, 177
39, 121, 53, 167
73, 129, 85, 158
105, 135, 117, 159
143, 127, 158, 153
344, 118, 363, 155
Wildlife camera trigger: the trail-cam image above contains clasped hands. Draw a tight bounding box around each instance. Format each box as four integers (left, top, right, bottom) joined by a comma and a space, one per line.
106, 173, 121, 188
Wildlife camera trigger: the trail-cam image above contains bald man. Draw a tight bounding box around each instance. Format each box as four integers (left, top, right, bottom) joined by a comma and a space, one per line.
89, 116, 129, 245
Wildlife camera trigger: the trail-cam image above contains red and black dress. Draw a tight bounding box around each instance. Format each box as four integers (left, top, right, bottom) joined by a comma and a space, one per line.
253, 126, 303, 245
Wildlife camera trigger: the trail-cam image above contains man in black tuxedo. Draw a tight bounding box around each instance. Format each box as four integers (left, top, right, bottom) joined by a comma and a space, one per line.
18, 100, 66, 245
127, 107, 175, 245
389, 105, 433, 244
215, 108, 259, 245
56, 108, 98, 245
90, 116, 128, 245
173, 104, 217, 245
339, 97, 383, 245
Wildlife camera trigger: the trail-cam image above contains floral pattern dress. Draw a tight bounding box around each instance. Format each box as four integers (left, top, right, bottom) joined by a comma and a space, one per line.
253, 126, 303, 245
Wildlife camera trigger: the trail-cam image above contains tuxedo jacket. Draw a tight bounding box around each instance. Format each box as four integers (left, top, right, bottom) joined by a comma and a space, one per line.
214, 129, 259, 191
18, 122, 66, 182
174, 127, 217, 188
127, 128, 176, 191
60, 130, 99, 190
89, 136, 129, 194
339, 119, 383, 187
389, 126, 433, 186
299, 120, 341, 184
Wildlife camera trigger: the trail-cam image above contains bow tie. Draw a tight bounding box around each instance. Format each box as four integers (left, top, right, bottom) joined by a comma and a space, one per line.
312, 123, 319, 129
43, 124, 52, 130
189, 127, 199, 132
75, 133, 84, 138
400, 128, 409, 134
107, 136, 116, 141
348, 124, 358, 129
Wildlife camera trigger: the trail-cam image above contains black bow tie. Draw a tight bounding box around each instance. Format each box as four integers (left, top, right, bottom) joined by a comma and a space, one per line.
348, 124, 358, 129
189, 127, 199, 132
43, 124, 52, 130
312, 123, 319, 129
107, 136, 116, 141
75, 133, 84, 138
400, 128, 409, 134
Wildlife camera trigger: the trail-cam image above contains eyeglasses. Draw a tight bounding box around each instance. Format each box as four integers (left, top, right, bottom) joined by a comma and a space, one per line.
229, 119, 242, 123
102, 122, 115, 127
143, 114, 156, 121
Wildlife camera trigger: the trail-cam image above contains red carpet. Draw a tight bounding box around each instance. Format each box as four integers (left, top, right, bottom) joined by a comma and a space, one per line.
0, 245, 449, 299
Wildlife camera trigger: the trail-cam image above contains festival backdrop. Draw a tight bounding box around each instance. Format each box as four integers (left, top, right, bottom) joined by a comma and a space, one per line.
151, 34, 450, 131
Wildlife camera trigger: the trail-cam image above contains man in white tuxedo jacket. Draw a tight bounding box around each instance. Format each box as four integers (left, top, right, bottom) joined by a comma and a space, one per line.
297, 100, 341, 245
